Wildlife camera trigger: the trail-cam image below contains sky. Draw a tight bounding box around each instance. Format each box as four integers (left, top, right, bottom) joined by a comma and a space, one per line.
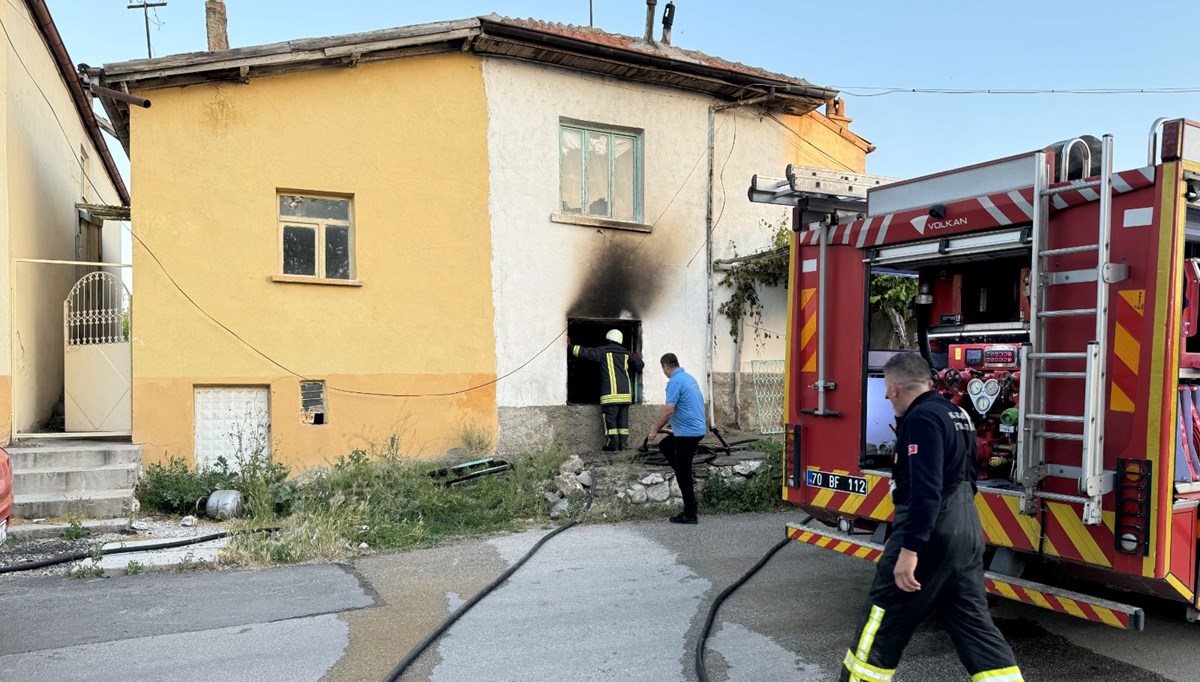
45, 0, 1200, 186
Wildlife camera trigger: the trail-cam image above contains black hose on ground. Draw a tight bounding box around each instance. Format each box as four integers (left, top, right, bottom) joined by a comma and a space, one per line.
382, 471, 597, 682
695, 514, 814, 682
0, 527, 280, 575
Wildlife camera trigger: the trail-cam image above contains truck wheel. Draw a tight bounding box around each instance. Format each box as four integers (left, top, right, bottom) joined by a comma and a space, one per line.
1186, 606, 1200, 624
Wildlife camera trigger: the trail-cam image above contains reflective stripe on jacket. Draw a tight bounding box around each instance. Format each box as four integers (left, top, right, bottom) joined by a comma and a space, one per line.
572, 342, 644, 404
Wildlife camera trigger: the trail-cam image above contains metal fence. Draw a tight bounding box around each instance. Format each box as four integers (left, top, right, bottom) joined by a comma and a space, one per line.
751, 359, 785, 434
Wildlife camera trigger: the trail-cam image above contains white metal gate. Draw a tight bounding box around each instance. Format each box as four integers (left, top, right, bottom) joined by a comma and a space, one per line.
750, 360, 785, 435
64, 271, 132, 433
194, 387, 271, 471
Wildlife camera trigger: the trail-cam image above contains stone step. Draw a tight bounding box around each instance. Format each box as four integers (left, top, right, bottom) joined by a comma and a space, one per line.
13, 464, 140, 496
9, 517, 130, 541
5, 441, 142, 472
73, 536, 229, 577
13, 489, 138, 520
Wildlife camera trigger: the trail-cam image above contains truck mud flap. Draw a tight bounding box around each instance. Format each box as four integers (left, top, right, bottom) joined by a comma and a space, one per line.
786, 522, 1145, 631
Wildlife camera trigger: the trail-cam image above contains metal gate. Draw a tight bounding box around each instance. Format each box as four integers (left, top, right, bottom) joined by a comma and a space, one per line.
750, 359, 785, 434
64, 271, 132, 432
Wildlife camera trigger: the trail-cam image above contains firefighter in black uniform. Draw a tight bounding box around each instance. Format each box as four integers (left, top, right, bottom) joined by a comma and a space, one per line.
840, 352, 1024, 682
570, 330, 644, 451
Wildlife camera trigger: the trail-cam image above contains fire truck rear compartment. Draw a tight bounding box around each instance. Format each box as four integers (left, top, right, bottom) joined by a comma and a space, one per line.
863, 251, 1031, 482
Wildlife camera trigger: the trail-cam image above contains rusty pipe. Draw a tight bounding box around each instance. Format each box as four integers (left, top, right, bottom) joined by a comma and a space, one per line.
87, 82, 151, 109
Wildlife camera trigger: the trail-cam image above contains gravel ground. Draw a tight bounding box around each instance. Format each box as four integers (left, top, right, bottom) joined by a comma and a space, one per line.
0, 516, 229, 579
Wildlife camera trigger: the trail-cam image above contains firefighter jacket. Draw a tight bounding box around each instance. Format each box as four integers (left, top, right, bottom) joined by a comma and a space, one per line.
891, 390, 978, 553
572, 342, 644, 405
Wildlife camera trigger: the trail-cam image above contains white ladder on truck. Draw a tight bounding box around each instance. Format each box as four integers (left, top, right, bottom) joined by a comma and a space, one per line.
1018, 134, 1125, 525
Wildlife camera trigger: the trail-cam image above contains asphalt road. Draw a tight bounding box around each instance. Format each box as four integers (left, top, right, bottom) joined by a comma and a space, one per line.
0, 513, 1194, 681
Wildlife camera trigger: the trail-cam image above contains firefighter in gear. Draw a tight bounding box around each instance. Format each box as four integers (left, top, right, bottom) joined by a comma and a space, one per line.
840, 353, 1023, 682
570, 330, 644, 451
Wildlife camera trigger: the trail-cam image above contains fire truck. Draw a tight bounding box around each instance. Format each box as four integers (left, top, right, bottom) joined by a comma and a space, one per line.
748, 117, 1200, 631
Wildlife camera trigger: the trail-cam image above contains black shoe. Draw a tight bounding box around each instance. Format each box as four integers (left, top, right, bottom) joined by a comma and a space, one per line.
602, 445, 617, 452
669, 514, 698, 525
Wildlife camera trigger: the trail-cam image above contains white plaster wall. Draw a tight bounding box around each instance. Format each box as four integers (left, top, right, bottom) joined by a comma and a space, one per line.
484, 60, 709, 408
484, 59, 866, 413
5, 0, 122, 431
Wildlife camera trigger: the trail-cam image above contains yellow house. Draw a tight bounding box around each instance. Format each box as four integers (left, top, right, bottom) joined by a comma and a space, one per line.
2, 0, 128, 445
96, 14, 872, 469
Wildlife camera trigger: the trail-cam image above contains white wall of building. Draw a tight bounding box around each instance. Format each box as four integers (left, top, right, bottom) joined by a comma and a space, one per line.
483, 58, 868, 436
4, 0, 121, 434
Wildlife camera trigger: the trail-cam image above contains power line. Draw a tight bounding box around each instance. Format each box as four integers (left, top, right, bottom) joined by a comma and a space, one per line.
835, 85, 1200, 97
0, 15, 564, 401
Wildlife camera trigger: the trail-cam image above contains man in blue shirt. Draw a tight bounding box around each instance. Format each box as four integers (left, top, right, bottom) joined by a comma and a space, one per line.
646, 353, 707, 524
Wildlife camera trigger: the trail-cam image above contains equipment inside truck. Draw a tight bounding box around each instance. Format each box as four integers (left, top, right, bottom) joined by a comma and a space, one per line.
863, 249, 1031, 483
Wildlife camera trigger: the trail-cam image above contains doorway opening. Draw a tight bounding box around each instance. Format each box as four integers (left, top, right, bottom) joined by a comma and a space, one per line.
566, 318, 642, 405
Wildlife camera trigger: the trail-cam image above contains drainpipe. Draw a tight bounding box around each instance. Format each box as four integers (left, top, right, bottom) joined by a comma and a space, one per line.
705, 93, 774, 428
705, 103, 716, 427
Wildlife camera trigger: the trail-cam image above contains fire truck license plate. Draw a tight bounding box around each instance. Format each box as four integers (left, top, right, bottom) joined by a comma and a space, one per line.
806, 469, 868, 495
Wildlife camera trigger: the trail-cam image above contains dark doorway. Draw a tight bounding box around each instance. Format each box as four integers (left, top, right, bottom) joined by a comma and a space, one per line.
567, 318, 642, 405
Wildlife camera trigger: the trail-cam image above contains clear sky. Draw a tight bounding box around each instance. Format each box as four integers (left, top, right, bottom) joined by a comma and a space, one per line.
46, 0, 1200, 185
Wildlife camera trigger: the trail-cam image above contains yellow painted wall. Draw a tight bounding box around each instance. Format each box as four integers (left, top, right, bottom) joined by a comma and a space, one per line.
777, 111, 869, 173
4, 0, 121, 439
129, 54, 496, 469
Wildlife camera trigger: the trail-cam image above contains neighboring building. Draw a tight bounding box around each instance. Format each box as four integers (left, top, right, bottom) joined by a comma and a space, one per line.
96, 12, 871, 468
1, 0, 128, 445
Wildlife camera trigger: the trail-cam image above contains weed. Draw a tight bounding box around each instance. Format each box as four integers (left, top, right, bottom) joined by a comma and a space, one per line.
459, 420, 495, 455
60, 519, 90, 541
173, 555, 212, 572
699, 438, 788, 514
88, 544, 104, 562
223, 443, 569, 566
70, 562, 105, 579
125, 560, 144, 575
136, 456, 236, 515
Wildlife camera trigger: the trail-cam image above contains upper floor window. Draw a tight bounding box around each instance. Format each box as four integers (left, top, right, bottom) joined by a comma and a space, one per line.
559, 123, 642, 223
278, 193, 354, 280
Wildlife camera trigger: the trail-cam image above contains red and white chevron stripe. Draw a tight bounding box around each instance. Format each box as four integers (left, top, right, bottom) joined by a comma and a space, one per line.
797, 166, 1157, 249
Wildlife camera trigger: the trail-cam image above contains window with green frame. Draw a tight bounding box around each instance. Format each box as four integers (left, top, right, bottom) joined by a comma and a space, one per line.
559, 123, 642, 222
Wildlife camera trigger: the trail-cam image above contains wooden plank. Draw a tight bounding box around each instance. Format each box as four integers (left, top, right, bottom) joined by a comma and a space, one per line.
323, 28, 476, 57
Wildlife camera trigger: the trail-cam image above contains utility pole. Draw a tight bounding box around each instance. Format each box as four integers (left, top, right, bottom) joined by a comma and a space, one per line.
127, 1, 167, 59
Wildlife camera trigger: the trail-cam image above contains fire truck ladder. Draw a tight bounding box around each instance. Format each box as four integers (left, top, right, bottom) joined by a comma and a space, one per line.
1019, 134, 1124, 525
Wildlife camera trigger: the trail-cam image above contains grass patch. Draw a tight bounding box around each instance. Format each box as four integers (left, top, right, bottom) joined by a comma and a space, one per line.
698, 438, 788, 514
135, 456, 237, 515
223, 444, 569, 566
459, 420, 495, 455
125, 560, 145, 575
60, 519, 90, 541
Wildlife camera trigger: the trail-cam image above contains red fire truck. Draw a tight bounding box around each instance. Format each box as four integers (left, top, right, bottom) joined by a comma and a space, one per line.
749, 118, 1200, 630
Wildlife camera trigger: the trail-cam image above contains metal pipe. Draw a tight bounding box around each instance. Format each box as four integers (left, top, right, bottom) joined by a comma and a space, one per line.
816, 220, 828, 415
1059, 137, 1091, 182
704, 103, 716, 426
644, 0, 657, 43
1148, 117, 1169, 166
661, 1, 675, 45
87, 82, 151, 109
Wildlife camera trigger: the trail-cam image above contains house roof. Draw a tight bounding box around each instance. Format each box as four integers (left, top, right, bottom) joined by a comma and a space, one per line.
24, 0, 130, 205
97, 14, 846, 156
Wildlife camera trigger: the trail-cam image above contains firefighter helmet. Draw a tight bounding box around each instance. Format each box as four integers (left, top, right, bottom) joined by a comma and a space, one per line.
606, 329, 623, 345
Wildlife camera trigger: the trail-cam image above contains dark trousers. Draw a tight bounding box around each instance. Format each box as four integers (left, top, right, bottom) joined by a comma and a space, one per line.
601, 404, 630, 449
660, 434, 701, 518
840, 482, 1022, 682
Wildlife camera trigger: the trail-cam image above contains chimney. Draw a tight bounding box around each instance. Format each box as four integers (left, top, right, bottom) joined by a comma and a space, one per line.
205, 0, 229, 52
644, 0, 657, 43
661, 1, 675, 45
825, 97, 853, 126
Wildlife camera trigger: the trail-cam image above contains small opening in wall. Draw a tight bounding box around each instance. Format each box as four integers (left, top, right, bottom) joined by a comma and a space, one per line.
301, 380, 326, 425
566, 318, 642, 405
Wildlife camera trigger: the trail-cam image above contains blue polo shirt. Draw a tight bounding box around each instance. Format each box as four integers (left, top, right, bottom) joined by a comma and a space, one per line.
666, 367, 707, 437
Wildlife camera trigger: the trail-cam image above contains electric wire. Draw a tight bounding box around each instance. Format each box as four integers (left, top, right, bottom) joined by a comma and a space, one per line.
0, 14, 573, 400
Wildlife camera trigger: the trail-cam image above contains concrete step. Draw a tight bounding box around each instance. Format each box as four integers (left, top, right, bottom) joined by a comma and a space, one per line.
73, 536, 229, 577
14, 489, 138, 520
5, 441, 142, 471
13, 464, 140, 496
9, 517, 130, 541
